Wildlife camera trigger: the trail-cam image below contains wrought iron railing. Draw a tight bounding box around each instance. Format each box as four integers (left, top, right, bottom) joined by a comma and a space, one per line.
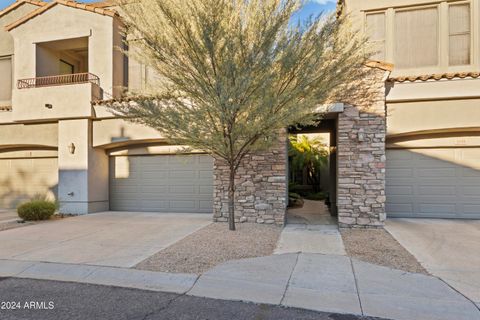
17, 73, 100, 89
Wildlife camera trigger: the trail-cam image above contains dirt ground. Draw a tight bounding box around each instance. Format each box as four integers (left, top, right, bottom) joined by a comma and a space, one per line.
135, 222, 282, 274
341, 228, 428, 274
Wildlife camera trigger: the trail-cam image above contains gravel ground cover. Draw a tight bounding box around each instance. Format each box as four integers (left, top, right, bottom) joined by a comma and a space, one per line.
135, 222, 282, 274
341, 228, 428, 274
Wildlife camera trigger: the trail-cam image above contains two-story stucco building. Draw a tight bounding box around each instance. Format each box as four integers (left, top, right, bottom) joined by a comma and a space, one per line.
342, 0, 480, 220
0, 0, 478, 227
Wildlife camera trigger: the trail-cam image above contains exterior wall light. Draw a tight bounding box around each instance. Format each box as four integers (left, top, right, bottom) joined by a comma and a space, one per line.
68, 143, 76, 154
45, 104, 52, 109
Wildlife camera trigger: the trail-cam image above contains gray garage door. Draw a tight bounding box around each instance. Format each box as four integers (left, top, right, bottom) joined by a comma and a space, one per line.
0, 157, 58, 209
386, 148, 480, 219
109, 154, 213, 213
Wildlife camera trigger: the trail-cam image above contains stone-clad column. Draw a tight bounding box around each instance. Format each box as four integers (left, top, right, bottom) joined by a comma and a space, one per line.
213, 132, 288, 226
336, 68, 388, 228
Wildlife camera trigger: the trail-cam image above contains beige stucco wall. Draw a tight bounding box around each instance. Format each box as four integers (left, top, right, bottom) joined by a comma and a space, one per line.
92, 118, 164, 148
58, 119, 109, 214
12, 83, 101, 122
0, 122, 58, 149
0, 3, 39, 56
387, 98, 480, 136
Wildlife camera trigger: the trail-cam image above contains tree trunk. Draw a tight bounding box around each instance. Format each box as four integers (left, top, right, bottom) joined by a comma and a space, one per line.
228, 164, 236, 231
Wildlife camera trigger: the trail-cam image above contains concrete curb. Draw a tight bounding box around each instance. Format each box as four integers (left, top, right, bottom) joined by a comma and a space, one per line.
0, 254, 479, 320
0, 259, 198, 294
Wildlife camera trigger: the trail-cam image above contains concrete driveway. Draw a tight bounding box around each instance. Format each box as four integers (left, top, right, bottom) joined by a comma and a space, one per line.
0, 209, 18, 223
0, 211, 211, 268
386, 218, 480, 306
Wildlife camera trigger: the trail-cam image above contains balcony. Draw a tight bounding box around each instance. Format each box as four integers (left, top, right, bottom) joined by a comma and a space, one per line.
17, 73, 100, 89
12, 73, 102, 122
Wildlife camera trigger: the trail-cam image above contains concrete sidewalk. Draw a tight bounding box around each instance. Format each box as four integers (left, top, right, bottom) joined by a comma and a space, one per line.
1, 253, 478, 320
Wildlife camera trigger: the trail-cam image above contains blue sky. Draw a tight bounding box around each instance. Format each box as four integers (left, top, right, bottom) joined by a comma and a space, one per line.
0, 0, 336, 14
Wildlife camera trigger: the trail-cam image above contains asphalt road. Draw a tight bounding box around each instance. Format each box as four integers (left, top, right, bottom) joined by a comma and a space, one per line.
0, 278, 389, 320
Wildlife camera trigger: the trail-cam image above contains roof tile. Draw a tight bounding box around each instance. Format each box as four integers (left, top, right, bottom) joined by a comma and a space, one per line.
0, 0, 46, 19
389, 71, 480, 83
5, 0, 117, 31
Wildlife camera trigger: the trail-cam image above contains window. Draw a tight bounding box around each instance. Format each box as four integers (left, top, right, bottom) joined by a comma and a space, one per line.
59, 60, 74, 75
449, 3, 470, 66
394, 7, 439, 69
0, 56, 12, 102
366, 12, 386, 61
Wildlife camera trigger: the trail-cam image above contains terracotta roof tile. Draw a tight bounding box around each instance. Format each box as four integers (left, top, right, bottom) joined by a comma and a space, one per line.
0, 0, 46, 19
5, 0, 117, 31
365, 60, 394, 72
88, 1, 113, 8
0, 106, 12, 112
389, 71, 480, 83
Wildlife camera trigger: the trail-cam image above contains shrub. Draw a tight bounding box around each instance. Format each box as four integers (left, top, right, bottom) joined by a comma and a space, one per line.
304, 192, 327, 201
288, 192, 304, 208
17, 200, 56, 221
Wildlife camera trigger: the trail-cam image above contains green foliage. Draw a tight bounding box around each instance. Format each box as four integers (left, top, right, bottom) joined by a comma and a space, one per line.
304, 191, 327, 201
289, 135, 328, 191
288, 192, 304, 208
111, 0, 370, 229
17, 200, 56, 221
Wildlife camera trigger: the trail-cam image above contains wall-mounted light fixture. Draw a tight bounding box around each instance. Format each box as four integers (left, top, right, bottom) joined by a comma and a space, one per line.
45, 104, 52, 109
68, 143, 76, 154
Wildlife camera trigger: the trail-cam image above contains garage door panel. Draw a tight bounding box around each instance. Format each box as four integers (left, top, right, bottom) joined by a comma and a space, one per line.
110, 154, 213, 213
386, 149, 480, 219
386, 203, 414, 214
0, 157, 58, 209
418, 185, 456, 195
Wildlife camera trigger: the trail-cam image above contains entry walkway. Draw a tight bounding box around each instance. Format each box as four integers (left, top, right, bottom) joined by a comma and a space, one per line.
1, 253, 478, 320
276, 200, 345, 255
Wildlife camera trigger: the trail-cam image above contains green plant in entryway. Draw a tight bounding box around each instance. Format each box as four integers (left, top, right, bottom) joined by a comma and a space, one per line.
288, 135, 328, 193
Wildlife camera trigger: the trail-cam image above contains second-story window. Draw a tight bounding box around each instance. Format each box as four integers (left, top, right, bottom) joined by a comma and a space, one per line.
0, 56, 12, 103
449, 3, 471, 66
394, 7, 439, 69
366, 12, 386, 61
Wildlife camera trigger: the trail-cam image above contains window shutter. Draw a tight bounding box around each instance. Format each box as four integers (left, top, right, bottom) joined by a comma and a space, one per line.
0, 57, 12, 102
366, 13, 386, 61
449, 3, 470, 66
394, 7, 439, 69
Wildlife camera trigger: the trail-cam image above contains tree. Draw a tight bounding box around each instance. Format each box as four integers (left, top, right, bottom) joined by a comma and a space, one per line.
110, 0, 369, 230
289, 135, 328, 192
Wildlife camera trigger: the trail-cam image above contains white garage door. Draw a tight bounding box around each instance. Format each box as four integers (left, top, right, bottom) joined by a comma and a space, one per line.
386, 148, 480, 219
109, 154, 213, 213
0, 157, 58, 209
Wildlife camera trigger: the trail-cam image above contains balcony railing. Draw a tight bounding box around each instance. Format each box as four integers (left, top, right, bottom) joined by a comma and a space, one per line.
17, 73, 100, 89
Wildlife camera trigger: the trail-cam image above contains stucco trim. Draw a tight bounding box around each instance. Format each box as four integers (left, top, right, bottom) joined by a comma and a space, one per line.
5, 0, 117, 32
0, 0, 46, 19
387, 127, 480, 141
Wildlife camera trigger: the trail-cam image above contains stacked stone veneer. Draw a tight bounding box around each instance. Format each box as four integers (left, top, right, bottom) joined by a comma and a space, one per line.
213, 133, 287, 226
213, 67, 388, 228
336, 68, 388, 228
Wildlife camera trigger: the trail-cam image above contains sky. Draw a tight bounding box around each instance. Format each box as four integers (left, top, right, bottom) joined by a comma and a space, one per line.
0, 0, 336, 15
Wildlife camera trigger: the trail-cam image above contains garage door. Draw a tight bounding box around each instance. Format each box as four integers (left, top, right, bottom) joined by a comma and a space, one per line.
0, 157, 58, 209
109, 154, 213, 213
386, 148, 480, 219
